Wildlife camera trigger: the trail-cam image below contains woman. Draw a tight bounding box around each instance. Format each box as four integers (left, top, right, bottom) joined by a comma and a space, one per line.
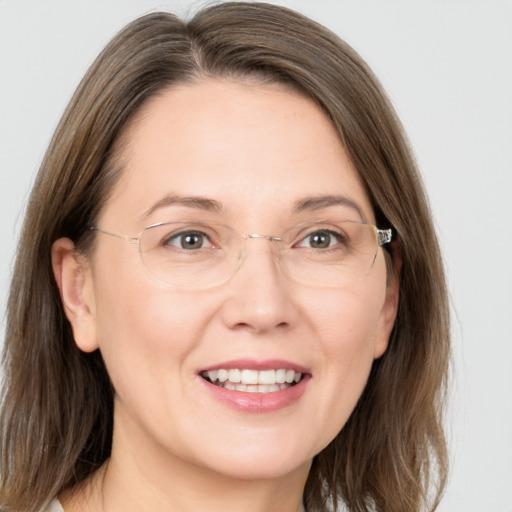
0, 3, 449, 511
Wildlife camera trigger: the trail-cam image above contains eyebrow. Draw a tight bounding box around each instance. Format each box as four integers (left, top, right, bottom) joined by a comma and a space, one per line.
142, 194, 225, 219
142, 193, 366, 222
293, 195, 367, 222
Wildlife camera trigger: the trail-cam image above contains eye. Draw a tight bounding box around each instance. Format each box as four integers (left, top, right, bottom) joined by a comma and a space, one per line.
164, 230, 213, 250
295, 229, 344, 249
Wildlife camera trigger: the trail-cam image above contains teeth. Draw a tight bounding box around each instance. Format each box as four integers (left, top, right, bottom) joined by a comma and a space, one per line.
240, 369, 259, 385
275, 369, 287, 383
258, 370, 275, 384
228, 369, 241, 383
201, 368, 304, 392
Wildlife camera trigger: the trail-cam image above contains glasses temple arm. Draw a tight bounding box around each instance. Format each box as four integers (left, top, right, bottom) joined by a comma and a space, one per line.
89, 226, 139, 244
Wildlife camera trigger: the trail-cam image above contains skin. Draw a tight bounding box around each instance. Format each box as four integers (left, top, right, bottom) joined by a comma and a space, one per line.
52, 79, 399, 512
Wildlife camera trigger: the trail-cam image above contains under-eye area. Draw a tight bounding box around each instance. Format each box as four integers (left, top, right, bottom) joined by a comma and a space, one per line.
201, 369, 307, 393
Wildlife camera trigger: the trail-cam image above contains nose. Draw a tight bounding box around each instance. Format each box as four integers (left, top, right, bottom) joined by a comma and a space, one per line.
218, 236, 299, 334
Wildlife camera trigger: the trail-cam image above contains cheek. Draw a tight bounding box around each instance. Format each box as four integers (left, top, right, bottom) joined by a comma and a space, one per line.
314, 290, 382, 391
300, 275, 388, 447
91, 255, 211, 396
310, 276, 387, 356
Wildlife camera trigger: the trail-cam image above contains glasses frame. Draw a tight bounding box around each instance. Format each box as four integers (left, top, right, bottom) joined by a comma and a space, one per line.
89, 220, 393, 288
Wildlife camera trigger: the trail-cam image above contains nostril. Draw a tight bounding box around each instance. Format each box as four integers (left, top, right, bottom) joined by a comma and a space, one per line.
232, 322, 251, 331
230, 320, 290, 333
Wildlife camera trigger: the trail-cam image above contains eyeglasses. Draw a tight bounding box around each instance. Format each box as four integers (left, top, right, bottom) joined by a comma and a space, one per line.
90, 219, 392, 289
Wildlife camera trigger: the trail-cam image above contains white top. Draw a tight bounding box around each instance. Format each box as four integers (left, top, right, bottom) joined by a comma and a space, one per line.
44, 498, 64, 512
44, 497, 306, 511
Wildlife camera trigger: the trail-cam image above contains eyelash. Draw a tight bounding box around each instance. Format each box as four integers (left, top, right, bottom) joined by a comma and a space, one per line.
294, 229, 347, 250
163, 230, 215, 250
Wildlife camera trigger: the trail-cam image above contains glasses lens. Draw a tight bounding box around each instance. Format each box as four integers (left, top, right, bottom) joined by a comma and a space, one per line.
139, 222, 239, 289
279, 220, 379, 287
138, 220, 379, 289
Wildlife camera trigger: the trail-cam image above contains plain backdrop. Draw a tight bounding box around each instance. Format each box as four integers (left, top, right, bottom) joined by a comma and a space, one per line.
1, 1, 511, 510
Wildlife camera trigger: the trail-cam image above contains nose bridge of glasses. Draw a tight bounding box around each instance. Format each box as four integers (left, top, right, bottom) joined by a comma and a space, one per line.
237, 232, 283, 266
229, 232, 284, 289
243, 233, 283, 242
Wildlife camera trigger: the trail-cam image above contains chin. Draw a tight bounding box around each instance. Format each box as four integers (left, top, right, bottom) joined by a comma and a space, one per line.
203, 453, 313, 482
184, 430, 319, 482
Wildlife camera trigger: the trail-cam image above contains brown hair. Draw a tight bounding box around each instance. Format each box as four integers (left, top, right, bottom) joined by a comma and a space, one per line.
0, 3, 449, 511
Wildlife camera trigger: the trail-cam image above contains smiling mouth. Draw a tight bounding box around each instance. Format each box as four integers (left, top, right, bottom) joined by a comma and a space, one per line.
201, 368, 304, 393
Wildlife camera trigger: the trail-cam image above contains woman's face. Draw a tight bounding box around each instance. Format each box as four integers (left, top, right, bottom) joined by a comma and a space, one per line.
63, 79, 398, 482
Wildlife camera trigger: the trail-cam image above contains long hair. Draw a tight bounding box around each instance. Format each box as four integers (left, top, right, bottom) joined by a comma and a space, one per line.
1, 3, 449, 511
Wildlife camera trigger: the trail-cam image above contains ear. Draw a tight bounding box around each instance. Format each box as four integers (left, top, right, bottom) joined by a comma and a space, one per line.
373, 241, 402, 359
52, 238, 99, 353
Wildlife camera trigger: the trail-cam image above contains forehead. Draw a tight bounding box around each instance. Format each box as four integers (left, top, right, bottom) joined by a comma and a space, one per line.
101, 79, 373, 227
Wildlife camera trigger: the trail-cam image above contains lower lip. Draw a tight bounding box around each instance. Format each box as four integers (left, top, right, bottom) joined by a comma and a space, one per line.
199, 376, 310, 413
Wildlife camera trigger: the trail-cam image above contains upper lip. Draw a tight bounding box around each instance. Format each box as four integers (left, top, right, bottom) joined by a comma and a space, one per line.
199, 358, 310, 374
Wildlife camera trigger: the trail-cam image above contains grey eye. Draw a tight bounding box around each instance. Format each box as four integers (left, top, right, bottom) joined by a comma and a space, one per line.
296, 230, 340, 249
165, 231, 211, 250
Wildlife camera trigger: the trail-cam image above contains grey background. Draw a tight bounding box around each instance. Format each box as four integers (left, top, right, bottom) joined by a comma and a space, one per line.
1, 1, 511, 510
